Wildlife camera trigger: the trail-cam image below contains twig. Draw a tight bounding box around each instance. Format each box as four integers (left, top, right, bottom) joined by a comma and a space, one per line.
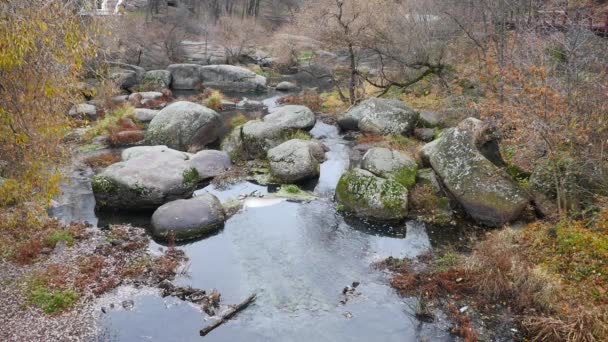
199, 293, 257, 337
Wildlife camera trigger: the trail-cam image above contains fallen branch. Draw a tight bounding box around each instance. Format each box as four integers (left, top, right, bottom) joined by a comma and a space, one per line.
199, 293, 257, 337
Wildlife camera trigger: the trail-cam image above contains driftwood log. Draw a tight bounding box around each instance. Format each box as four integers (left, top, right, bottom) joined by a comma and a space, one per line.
199, 293, 257, 337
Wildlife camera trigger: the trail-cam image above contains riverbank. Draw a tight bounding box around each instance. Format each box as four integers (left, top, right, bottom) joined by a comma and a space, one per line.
0, 224, 185, 342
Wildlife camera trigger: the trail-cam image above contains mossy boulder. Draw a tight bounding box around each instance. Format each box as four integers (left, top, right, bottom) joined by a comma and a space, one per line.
336, 168, 408, 221
421, 117, 529, 227
338, 98, 419, 135
361, 147, 418, 189
92, 151, 198, 210
238, 105, 316, 159
150, 193, 225, 241
145, 101, 222, 152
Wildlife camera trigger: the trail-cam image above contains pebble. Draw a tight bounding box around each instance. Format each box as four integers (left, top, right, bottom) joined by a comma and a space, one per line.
122, 300, 135, 310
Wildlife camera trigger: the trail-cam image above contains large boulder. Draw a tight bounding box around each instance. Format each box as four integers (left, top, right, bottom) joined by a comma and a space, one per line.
146, 101, 222, 152
151, 193, 225, 241
190, 150, 232, 180
92, 151, 199, 210
336, 168, 408, 221
268, 139, 325, 183
421, 117, 529, 226
233, 105, 316, 159
200, 65, 267, 92
167, 64, 203, 90
338, 98, 419, 135
143, 70, 172, 89
361, 147, 418, 189
121, 145, 190, 161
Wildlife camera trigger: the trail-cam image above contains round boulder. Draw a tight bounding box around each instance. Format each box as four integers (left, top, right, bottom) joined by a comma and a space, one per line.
146, 101, 222, 152
336, 168, 408, 220
338, 98, 419, 135
151, 193, 225, 241
268, 139, 326, 183
92, 151, 198, 210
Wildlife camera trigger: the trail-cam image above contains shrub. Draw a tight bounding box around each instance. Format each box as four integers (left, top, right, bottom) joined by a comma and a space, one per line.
279, 90, 324, 112
205, 90, 224, 111
0, 0, 99, 235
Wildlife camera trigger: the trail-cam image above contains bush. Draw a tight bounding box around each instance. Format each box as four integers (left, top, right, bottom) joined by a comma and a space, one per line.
0, 0, 99, 236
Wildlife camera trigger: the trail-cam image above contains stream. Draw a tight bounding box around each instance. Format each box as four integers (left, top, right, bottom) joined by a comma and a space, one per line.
50, 91, 455, 341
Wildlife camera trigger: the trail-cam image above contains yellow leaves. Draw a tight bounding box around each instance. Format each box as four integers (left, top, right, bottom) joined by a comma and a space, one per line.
1, 0, 98, 226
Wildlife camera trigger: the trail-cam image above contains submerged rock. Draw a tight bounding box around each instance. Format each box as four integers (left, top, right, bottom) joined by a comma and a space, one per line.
268, 139, 325, 183
92, 151, 198, 210
421, 117, 529, 226
151, 193, 225, 241
338, 98, 419, 135
361, 147, 418, 189
146, 101, 222, 152
336, 168, 408, 220
190, 150, 232, 180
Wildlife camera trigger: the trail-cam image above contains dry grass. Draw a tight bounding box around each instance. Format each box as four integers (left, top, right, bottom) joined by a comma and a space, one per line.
383, 205, 608, 341
522, 309, 608, 342
84, 153, 121, 170
279, 89, 324, 112
356, 134, 420, 155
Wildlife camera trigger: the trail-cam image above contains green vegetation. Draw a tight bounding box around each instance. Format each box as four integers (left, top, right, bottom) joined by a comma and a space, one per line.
282, 130, 312, 141
276, 184, 316, 201
393, 166, 417, 189
28, 286, 79, 315
182, 168, 201, 186
205, 90, 224, 111
92, 176, 118, 194
83, 104, 138, 141
297, 51, 315, 63
46, 230, 75, 248
230, 113, 250, 128
434, 251, 460, 272
282, 184, 301, 194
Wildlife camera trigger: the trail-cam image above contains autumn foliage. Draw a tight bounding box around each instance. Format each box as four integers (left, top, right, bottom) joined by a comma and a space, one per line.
0, 1, 99, 247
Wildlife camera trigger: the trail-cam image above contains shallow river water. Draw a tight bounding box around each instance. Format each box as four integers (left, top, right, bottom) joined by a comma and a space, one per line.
51, 92, 456, 342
